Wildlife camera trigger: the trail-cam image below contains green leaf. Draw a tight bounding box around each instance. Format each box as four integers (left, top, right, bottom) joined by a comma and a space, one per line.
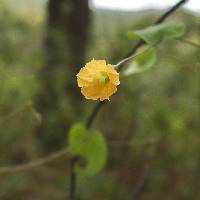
122, 46, 157, 76
68, 123, 107, 177
128, 22, 186, 45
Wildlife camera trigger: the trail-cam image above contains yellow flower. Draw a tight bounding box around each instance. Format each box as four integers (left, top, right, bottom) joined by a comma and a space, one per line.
76, 59, 120, 101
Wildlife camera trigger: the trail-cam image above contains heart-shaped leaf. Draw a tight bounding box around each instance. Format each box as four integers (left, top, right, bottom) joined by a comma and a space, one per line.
122, 45, 156, 76
128, 22, 186, 45
68, 123, 107, 177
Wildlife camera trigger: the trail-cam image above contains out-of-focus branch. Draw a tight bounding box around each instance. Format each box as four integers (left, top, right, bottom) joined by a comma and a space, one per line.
132, 159, 151, 200
0, 148, 69, 173
0, 138, 157, 174
177, 38, 200, 48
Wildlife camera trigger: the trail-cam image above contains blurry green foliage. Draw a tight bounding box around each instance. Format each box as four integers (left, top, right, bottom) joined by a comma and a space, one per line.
0, 0, 199, 199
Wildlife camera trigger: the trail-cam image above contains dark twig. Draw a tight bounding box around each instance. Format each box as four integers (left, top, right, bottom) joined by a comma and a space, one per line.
69, 1, 187, 199
69, 157, 79, 200
155, 0, 188, 24
69, 168, 76, 200
86, 101, 106, 129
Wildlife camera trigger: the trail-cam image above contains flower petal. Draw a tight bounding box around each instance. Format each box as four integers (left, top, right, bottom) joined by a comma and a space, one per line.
81, 85, 103, 100
77, 67, 93, 87
106, 65, 120, 85
99, 83, 117, 101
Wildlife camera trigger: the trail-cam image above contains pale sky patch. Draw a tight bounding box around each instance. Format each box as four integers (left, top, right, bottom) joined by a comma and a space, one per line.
92, 0, 200, 12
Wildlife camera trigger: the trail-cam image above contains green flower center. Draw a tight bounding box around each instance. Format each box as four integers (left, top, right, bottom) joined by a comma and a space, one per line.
96, 71, 110, 85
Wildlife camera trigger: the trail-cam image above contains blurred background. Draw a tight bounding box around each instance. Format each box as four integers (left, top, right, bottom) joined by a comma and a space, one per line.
0, 0, 199, 199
